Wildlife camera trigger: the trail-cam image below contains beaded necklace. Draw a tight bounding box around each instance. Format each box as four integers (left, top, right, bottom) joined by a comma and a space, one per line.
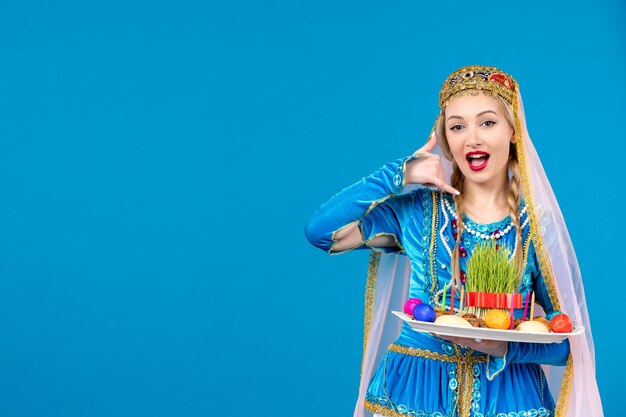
439, 193, 529, 260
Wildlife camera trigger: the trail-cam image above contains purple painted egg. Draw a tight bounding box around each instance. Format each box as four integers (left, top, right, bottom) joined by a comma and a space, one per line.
413, 303, 436, 322
404, 298, 423, 316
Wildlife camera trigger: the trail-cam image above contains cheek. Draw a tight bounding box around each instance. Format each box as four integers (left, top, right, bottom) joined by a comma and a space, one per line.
449, 143, 465, 164
490, 144, 512, 170
495, 138, 513, 159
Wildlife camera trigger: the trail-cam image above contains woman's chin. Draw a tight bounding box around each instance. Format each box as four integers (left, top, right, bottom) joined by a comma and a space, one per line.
459, 167, 489, 182
458, 164, 509, 188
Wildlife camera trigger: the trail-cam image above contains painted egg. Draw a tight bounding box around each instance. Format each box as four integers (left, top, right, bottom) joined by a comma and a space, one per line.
550, 314, 573, 333
484, 309, 510, 330
404, 298, 423, 316
413, 303, 436, 322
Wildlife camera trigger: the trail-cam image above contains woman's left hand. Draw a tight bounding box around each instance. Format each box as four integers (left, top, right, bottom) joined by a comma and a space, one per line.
435, 334, 508, 357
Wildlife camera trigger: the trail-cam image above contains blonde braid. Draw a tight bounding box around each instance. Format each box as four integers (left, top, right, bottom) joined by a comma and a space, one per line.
450, 161, 465, 287
507, 148, 523, 275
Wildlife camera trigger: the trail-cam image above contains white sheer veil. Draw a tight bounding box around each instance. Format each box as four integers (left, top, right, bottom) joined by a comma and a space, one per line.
354, 79, 603, 417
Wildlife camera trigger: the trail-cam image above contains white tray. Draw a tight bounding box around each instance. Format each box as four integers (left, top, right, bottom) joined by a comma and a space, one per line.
392, 311, 584, 344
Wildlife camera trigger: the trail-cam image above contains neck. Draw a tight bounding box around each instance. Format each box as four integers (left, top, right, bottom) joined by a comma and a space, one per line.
461, 169, 510, 216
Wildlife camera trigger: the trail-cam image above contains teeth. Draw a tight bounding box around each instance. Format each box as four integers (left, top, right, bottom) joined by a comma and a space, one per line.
468, 154, 488, 159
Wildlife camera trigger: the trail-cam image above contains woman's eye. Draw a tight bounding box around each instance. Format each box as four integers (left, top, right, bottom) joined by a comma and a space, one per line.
450, 125, 463, 131
482, 120, 496, 127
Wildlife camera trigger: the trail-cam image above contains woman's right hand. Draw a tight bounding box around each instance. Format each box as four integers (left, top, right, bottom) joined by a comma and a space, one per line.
405, 133, 460, 195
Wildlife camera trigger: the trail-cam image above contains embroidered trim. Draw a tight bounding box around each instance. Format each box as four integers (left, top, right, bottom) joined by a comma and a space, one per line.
471, 362, 482, 416
388, 343, 485, 417
364, 231, 405, 253
328, 202, 406, 256
453, 345, 477, 417
365, 397, 553, 417
540, 366, 546, 405
360, 250, 381, 377
485, 343, 509, 381
429, 191, 439, 295
439, 192, 453, 258
419, 190, 435, 299
519, 221, 533, 289
364, 194, 395, 217
327, 221, 365, 256
555, 353, 574, 417
379, 344, 556, 417
364, 397, 450, 417
388, 343, 486, 363
329, 156, 413, 255
401, 153, 421, 189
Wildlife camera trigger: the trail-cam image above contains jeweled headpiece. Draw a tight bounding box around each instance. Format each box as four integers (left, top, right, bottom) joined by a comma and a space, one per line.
439, 65, 517, 108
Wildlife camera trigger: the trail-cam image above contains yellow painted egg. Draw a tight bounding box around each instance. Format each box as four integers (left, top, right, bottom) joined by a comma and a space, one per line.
484, 309, 510, 330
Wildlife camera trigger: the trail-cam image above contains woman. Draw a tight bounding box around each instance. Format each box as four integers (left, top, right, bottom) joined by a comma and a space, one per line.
304, 66, 602, 417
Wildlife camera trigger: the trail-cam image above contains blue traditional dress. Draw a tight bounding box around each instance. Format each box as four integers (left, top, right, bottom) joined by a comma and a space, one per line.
305, 156, 570, 417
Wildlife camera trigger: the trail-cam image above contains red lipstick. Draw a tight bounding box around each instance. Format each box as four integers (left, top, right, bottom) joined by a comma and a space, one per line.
466, 151, 490, 172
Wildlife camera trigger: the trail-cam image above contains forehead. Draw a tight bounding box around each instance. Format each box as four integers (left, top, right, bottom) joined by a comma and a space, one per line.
444, 91, 503, 117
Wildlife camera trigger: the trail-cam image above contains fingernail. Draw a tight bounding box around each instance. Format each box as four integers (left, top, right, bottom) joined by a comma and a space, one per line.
455, 190, 461, 195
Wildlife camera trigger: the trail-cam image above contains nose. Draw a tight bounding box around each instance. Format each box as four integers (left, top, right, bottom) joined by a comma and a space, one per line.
466, 125, 482, 148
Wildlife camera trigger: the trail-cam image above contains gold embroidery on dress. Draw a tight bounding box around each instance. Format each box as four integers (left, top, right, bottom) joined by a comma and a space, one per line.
555, 353, 574, 417
363, 399, 412, 417
360, 250, 380, 377
387, 343, 486, 417
517, 220, 533, 289
388, 343, 486, 362
429, 191, 439, 294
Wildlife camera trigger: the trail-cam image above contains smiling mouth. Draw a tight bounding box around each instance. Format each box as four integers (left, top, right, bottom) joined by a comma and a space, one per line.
466, 152, 490, 171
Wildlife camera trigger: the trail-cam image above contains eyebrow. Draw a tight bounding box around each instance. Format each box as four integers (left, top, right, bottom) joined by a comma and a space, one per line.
446, 110, 498, 122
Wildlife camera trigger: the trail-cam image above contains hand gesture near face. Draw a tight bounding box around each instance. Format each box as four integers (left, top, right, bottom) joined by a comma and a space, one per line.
405, 133, 460, 195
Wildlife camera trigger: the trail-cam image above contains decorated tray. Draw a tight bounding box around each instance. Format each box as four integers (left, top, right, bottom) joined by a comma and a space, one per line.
392, 311, 584, 344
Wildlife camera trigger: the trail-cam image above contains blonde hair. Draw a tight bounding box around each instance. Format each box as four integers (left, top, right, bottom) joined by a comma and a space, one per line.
435, 90, 523, 284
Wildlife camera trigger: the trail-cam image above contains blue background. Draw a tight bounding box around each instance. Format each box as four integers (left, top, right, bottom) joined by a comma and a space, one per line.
0, 1, 623, 416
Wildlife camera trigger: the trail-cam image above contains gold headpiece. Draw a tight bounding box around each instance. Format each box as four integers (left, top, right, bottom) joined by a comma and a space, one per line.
439, 65, 517, 109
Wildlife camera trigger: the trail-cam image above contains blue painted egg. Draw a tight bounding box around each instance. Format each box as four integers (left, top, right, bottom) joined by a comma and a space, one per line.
413, 303, 436, 322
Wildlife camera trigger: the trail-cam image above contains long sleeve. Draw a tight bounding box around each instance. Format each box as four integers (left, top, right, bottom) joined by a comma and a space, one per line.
304, 155, 417, 255
486, 241, 571, 380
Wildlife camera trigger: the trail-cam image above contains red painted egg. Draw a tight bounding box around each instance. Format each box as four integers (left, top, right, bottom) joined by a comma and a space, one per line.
550, 314, 573, 333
